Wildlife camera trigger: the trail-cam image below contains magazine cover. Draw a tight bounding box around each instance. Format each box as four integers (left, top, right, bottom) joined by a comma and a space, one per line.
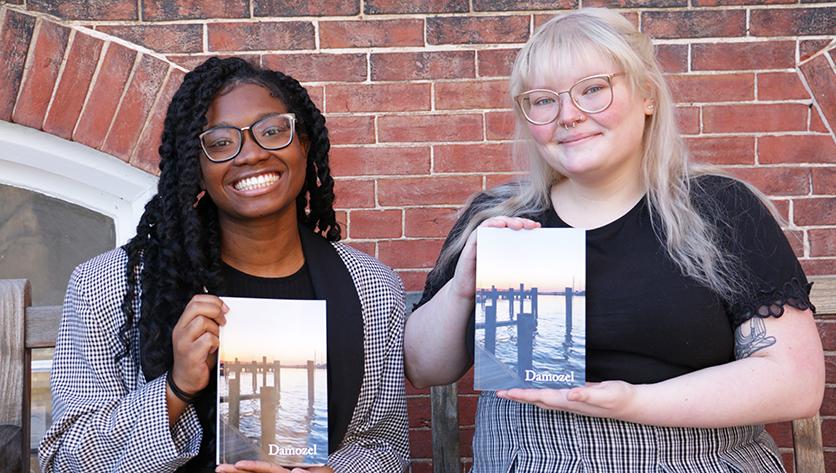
474, 227, 586, 390
216, 297, 328, 467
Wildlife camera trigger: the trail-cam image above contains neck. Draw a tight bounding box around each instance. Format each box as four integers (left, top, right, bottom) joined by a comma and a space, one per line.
219, 206, 305, 277
551, 160, 646, 229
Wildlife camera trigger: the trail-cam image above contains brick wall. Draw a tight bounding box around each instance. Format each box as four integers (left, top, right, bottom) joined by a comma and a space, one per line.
0, 1, 833, 471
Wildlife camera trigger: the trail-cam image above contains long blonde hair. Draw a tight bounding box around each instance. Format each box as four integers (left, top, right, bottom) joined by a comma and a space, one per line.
430, 8, 773, 300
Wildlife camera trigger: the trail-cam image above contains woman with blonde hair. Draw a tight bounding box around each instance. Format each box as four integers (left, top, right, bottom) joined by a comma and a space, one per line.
405, 8, 824, 472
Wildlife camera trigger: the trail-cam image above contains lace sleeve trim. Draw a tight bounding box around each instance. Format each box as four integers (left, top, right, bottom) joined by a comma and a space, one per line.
729, 277, 815, 327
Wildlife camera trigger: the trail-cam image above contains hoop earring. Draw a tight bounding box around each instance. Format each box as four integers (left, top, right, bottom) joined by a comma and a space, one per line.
192, 190, 206, 209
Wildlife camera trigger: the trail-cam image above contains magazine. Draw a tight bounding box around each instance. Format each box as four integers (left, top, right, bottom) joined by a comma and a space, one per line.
474, 227, 586, 390
216, 297, 328, 467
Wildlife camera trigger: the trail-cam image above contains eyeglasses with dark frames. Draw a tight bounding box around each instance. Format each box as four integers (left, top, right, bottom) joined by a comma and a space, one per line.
199, 112, 297, 163
515, 73, 623, 125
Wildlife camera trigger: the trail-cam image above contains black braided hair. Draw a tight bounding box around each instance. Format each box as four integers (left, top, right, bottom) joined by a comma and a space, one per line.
117, 57, 340, 470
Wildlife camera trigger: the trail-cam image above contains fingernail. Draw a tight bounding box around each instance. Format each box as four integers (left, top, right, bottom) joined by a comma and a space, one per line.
222, 303, 229, 313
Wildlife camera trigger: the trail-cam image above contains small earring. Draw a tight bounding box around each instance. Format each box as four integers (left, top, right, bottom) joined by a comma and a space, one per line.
192, 190, 206, 209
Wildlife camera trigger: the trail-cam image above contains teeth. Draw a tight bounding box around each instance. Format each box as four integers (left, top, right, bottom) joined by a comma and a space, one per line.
234, 173, 280, 191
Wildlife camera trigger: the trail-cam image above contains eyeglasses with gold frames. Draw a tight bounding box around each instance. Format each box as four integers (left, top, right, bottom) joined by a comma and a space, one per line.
515, 73, 623, 125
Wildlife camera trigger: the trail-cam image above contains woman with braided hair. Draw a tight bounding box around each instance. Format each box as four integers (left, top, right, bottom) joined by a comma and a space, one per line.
39, 57, 409, 473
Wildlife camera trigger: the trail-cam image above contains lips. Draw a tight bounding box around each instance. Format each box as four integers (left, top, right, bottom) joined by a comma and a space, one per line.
232, 172, 281, 191
559, 132, 599, 145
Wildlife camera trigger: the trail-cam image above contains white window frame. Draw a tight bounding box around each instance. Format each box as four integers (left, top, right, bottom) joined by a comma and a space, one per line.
0, 120, 157, 246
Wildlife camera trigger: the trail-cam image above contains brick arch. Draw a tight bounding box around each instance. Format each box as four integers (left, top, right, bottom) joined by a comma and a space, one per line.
0, 6, 184, 177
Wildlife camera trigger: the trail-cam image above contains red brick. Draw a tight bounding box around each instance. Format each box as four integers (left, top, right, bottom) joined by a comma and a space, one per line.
349, 209, 402, 239
473, 0, 577, 10
810, 229, 836, 257
457, 394, 478, 427
800, 39, 832, 63
667, 74, 754, 103
345, 240, 374, 257
330, 146, 430, 177
534, 11, 639, 29
583, 0, 683, 6
821, 384, 836, 416
435, 143, 515, 173
405, 208, 458, 238
692, 41, 795, 71
73, 42, 137, 150
801, 258, 836, 276
486, 173, 524, 188
810, 109, 828, 133
254, 0, 359, 16
478, 48, 519, 78
97, 24, 202, 54
794, 198, 836, 226
642, 10, 745, 39
703, 104, 808, 133
325, 116, 375, 145
812, 168, 836, 194
655, 44, 687, 73
0, 10, 35, 121
410, 459, 432, 472
327, 83, 430, 113
727, 167, 810, 197
12, 21, 70, 129
427, 16, 529, 45
207, 22, 314, 52
694, 0, 793, 4
398, 270, 430, 292
333, 178, 375, 209
407, 395, 431, 428
43, 32, 103, 139
686, 137, 754, 165
765, 421, 793, 448
408, 428, 433, 458
306, 85, 324, 111
143, 0, 249, 20
819, 321, 836, 351
750, 7, 835, 36
364, 0, 468, 14
379, 114, 483, 143
759, 135, 836, 165
827, 357, 836, 384
758, 72, 810, 101
436, 80, 511, 110
371, 51, 475, 81
320, 19, 422, 48
102, 54, 168, 161
27, 0, 137, 20
459, 367, 475, 393
262, 53, 366, 82
167, 53, 259, 71
379, 239, 445, 269
676, 106, 700, 134
801, 54, 836, 137
378, 176, 482, 206
783, 229, 804, 258
486, 111, 517, 140
131, 69, 185, 175
771, 200, 789, 222
459, 426, 475, 457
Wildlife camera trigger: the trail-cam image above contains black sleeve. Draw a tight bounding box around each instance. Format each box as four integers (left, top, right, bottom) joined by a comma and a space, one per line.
695, 176, 815, 327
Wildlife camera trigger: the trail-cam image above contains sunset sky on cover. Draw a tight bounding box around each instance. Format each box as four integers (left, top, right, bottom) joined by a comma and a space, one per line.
476, 227, 585, 292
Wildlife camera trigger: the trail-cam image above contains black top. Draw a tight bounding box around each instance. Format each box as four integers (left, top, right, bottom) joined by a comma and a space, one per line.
417, 175, 814, 384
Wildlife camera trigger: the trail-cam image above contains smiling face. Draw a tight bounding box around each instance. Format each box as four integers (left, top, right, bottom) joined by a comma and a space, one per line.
524, 53, 652, 184
199, 82, 307, 224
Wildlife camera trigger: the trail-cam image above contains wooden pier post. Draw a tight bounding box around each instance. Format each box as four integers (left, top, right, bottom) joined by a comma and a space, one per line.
508, 286, 515, 320
517, 312, 535, 377
273, 360, 281, 393
531, 287, 538, 330
486, 287, 498, 354
564, 287, 573, 337
262, 356, 268, 386
229, 375, 240, 428
307, 360, 315, 406
519, 283, 525, 314
251, 360, 258, 393
260, 386, 277, 450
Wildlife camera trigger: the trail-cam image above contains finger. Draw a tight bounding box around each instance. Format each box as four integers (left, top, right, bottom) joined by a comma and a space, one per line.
177, 299, 228, 331
233, 460, 289, 472
479, 216, 542, 230
194, 331, 220, 357
184, 314, 222, 342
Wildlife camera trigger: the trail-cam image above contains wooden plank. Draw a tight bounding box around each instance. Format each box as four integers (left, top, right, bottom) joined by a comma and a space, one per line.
0, 279, 30, 473
809, 276, 836, 315
792, 415, 825, 473
430, 384, 461, 473
24, 305, 61, 349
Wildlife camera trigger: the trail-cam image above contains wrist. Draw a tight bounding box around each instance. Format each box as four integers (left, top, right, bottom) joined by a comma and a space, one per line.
166, 370, 199, 403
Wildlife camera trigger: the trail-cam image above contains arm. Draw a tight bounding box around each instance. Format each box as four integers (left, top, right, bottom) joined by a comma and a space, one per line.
405, 217, 541, 388
328, 271, 410, 473
499, 305, 825, 427
38, 265, 203, 473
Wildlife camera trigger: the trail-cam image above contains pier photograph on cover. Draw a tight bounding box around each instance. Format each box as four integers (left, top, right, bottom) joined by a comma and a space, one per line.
475, 227, 586, 390
217, 297, 328, 467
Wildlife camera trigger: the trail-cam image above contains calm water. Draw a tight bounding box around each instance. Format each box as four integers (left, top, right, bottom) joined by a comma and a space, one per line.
476, 294, 586, 388
219, 367, 328, 465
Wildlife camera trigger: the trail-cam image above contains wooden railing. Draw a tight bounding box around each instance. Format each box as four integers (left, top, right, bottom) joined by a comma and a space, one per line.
1, 277, 833, 473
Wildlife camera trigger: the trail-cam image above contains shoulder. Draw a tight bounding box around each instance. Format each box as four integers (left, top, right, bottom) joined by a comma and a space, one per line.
67, 247, 131, 316
331, 242, 404, 301
690, 174, 774, 224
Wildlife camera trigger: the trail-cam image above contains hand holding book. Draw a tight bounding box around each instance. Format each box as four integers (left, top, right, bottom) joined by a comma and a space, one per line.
496, 380, 638, 418
216, 459, 334, 472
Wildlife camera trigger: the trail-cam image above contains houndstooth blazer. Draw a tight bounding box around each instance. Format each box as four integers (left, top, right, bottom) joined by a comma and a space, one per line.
38, 232, 410, 473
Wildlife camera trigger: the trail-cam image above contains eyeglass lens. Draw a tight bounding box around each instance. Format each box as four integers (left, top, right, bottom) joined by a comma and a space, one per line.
521, 76, 614, 124
201, 114, 294, 162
